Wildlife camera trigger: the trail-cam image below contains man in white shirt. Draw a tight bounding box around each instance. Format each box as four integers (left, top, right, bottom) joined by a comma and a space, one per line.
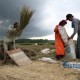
3, 22, 19, 51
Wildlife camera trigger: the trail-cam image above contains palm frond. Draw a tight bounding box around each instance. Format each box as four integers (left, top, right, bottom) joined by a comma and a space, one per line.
17, 6, 34, 36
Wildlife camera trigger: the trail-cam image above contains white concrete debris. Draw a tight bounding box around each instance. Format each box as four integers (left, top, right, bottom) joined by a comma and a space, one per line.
38, 57, 57, 63
51, 49, 55, 53
41, 48, 50, 54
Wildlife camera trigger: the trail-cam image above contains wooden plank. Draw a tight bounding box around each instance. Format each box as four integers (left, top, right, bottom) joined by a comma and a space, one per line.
15, 57, 32, 66
16, 57, 31, 63
6, 48, 32, 66
7, 48, 22, 55
10, 52, 27, 60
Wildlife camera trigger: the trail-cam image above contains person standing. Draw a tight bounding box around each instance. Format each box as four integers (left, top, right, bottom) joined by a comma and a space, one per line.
54, 20, 67, 60
66, 14, 80, 59
3, 22, 20, 51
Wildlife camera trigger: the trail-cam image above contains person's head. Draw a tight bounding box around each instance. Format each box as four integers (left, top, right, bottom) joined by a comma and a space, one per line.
66, 14, 73, 21
14, 22, 19, 28
59, 20, 67, 26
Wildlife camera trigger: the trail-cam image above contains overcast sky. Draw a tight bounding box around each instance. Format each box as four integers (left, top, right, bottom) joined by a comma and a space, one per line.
0, 0, 80, 40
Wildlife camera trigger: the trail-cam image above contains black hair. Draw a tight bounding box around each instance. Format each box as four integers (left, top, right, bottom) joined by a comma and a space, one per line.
66, 14, 73, 20
14, 22, 19, 28
59, 20, 67, 26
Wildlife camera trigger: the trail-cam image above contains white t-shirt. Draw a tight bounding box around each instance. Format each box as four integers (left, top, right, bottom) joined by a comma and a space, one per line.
4, 25, 16, 43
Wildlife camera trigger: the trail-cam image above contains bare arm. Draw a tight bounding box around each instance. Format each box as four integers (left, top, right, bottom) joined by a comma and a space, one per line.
70, 20, 79, 39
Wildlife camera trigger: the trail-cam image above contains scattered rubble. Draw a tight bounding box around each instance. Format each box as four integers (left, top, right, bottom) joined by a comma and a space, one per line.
38, 57, 57, 63
41, 48, 50, 54
22, 48, 36, 57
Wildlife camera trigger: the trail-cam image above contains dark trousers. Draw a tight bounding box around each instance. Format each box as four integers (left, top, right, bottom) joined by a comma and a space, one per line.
56, 55, 64, 60
76, 35, 80, 59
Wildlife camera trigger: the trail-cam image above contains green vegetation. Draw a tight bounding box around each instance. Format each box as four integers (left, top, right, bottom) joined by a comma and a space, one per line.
15, 39, 54, 44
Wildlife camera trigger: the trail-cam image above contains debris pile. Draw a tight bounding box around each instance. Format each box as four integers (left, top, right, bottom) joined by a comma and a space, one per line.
39, 57, 57, 63
22, 48, 36, 57
41, 48, 51, 54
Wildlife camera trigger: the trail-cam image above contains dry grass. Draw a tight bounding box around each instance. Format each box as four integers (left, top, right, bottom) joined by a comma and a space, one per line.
0, 61, 79, 80
16, 43, 55, 60
0, 44, 79, 80
16, 43, 54, 52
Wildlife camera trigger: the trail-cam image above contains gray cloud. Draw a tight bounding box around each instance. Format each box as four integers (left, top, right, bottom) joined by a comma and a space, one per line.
0, 0, 80, 39
0, 0, 54, 39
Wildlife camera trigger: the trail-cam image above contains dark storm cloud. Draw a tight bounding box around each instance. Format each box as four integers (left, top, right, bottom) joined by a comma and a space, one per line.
0, 0, 30, 23
0, 0, 22, 39
0, 0, 53, 39
0, 0, 80, 39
